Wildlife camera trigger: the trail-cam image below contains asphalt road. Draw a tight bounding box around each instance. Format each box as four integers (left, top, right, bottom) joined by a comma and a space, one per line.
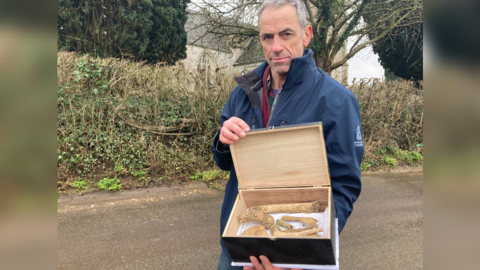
58, 172, 423, 270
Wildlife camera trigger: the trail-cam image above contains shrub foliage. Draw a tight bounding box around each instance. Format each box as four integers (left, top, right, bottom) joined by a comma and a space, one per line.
57, 52, 423, 184
350, 77, 423, 158
57, 0, 190, 64
57, 52, 237, 183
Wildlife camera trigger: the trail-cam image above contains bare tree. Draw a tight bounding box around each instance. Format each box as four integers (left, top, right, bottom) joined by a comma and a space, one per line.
190, 0, 423, 74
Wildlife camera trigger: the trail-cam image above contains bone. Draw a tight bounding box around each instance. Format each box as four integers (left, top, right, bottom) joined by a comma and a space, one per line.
241, 225, 269, 236
281, 216, 319, 228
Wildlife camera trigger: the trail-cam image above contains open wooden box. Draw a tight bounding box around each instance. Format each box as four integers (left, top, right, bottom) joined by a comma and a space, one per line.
222, 123, 337, 267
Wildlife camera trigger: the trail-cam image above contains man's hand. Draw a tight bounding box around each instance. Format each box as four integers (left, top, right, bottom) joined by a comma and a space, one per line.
219, 117, 250, 145
243, 255, 301, 270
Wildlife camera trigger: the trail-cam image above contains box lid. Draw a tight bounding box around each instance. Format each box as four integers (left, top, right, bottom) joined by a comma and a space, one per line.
230, 123, 330, 189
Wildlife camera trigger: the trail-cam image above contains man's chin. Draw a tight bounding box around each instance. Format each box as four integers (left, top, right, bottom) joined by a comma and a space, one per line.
270, 65, 290, 75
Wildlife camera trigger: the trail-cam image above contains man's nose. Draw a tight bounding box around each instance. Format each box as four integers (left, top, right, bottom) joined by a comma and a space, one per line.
271, 35, 283, 53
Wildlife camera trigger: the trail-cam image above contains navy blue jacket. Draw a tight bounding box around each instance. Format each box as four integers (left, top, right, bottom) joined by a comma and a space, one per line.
211, 49, 364, 260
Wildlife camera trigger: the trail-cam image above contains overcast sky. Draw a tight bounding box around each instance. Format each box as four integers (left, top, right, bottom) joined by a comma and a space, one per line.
346, 45, 385, 84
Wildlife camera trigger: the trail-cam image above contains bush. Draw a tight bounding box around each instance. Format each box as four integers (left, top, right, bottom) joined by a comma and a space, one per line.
360, 162, 372, 171
190, 171, 202, 182
71, 178, 87, 192
202, 169, 221, 182
409, 151, 423, 162
393, 149, 423, 164
58, 0, 190, 64
351, 78, 423, 169
57, 52, 422, 182
98, 177, 122, 191
384, 157, 398, 167
351, 78, 423, 154
57, 52, 236, 184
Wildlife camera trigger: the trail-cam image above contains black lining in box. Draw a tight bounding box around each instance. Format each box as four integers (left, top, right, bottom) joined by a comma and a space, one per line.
224, 236, 335, 265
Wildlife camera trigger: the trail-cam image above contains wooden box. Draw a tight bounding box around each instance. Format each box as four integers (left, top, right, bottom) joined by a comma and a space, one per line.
222, 123, 337, 267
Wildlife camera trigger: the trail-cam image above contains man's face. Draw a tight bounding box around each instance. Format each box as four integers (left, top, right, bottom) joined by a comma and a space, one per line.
258, 5, 312, 75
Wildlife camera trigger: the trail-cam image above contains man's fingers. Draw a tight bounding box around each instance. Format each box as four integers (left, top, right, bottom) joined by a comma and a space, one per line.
259, 256, 273, 269
219, 127, 239, 144
223, 120, 247, 138
219, 117, 251, 145
219, 132, 235, 145
259, 256, 289, 270
230, 117, 251, 132
250, 256, 265, 270
259, 255, 270, 263
247, 255, 295, 270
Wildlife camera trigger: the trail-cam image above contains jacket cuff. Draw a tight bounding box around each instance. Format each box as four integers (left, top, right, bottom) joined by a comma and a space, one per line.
211, 131, 233, 171
212, 131, 230, 153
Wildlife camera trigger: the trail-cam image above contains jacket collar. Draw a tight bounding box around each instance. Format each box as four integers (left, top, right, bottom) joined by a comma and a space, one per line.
234, 49, 318, 109
255, 49, 317, 90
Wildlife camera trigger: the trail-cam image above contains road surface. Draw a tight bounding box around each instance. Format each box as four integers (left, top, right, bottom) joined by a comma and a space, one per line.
58, 172, 423, 269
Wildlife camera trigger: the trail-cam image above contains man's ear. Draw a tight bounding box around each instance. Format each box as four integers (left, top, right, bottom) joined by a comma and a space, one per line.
303, 25, 313, 47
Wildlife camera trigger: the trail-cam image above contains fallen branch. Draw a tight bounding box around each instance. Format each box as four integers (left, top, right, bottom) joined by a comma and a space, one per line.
111, 102, 196, 136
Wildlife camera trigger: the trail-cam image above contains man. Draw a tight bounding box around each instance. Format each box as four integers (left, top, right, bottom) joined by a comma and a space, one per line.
212, 0, 364, 269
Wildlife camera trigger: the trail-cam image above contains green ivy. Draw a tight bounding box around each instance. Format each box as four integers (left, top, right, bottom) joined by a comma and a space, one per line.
98, 177, 122, 191
57, 57, 222, 186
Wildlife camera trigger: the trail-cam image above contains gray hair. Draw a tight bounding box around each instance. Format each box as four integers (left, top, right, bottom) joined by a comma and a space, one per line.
257, 0, 307, 30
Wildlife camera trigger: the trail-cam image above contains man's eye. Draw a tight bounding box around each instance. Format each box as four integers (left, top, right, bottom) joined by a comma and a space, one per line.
263, 35, 273, 40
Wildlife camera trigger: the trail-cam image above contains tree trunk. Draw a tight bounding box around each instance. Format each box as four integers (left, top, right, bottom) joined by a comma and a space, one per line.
313, 53, 324, 71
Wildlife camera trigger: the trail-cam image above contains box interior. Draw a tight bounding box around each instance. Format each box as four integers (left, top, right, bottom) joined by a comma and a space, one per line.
224, 187, 331, 239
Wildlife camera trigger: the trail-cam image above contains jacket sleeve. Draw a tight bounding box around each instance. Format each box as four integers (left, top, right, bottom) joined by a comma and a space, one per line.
211, 89, 238, 171
324, 91, 364, 233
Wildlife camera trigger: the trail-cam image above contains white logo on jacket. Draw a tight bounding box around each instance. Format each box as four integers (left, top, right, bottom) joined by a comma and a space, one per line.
354, 126, 363, 147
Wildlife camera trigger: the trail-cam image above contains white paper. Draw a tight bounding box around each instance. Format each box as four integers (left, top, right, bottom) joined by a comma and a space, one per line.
232, 211, 340, 270
237, 207, 328, 237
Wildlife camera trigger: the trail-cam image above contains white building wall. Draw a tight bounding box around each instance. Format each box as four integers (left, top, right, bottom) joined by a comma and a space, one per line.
182, 45, 232, 70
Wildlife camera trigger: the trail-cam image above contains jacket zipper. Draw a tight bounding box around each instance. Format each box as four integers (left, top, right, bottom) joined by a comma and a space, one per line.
251, 116, 256, 130
267, 92, 281, 127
